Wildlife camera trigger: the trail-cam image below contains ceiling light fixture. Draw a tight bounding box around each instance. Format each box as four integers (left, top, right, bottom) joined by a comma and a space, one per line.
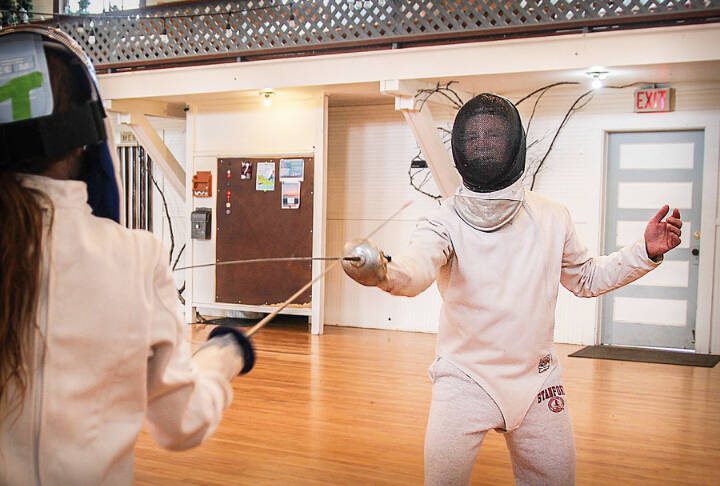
586, 69, 609, 90
260, 89, 274, 107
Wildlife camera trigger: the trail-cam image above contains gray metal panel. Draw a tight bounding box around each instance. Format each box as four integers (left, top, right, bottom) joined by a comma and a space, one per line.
602, 130, 704, 349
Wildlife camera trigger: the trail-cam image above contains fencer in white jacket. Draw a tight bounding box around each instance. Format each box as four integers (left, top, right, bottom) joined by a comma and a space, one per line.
342, 94, 683, 485
1, 176, 250, 485
0, 26, 253, 485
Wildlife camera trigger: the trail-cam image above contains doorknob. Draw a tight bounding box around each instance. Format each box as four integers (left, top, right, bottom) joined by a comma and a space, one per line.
692, 248, 700, 256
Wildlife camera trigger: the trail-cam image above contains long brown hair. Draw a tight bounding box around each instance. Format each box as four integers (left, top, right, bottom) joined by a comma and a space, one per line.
0, 45, 89, 416
0, 172, 50, 416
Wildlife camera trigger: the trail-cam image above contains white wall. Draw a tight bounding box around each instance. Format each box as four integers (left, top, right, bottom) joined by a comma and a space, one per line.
325, 103, 446, 332
185, 96, 326, 323
325, 82, 720, 347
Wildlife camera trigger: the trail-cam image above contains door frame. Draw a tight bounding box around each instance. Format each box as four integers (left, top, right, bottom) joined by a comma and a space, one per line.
592, 113, 719, 354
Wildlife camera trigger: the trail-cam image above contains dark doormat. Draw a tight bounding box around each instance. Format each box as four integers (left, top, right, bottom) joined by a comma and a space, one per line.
198, 314, 308, 329
200, 317, 258, 327
569, 345, 720, 367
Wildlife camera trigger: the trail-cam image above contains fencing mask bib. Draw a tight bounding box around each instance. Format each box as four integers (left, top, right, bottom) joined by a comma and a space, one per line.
451, 93, 526, 231
0, 25, 121, 223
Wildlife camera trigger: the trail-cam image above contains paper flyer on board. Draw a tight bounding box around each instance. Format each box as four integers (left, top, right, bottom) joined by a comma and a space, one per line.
279, 158, 304, 182
256, 161, 275, 191
281, 182, 301, 209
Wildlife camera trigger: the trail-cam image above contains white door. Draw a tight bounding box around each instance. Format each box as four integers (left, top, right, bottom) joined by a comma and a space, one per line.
601, 130, 703, 350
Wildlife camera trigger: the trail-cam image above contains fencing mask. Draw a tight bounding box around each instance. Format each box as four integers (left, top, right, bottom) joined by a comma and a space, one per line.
451, 93, 526, 231
0, 25, 121, 223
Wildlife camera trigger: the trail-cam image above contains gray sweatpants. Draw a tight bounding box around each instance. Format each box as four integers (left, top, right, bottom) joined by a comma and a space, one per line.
425, 357, 575, 486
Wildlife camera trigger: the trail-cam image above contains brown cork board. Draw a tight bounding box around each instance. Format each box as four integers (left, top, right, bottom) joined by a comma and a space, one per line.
215, 157, 313, 306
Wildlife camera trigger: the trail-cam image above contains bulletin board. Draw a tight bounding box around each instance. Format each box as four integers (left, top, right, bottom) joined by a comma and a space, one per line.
215, 156, 314, 306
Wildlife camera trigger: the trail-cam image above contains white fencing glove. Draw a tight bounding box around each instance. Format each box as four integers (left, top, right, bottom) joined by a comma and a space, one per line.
192, 327, 255, 381
342, 238, 389, 287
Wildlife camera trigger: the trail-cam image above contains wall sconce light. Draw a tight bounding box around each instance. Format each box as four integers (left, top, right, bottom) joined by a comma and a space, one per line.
586, 69, 609, 90
260, 89, 274, 107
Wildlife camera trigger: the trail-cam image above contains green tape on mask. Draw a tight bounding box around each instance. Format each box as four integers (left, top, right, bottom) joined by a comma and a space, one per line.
0, 71, 45, 121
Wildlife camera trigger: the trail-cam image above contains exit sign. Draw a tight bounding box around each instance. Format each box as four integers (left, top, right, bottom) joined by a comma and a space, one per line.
634, 87, 674, 113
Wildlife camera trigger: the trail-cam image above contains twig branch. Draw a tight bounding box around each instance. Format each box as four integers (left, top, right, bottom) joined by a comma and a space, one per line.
416, 81, 466, 111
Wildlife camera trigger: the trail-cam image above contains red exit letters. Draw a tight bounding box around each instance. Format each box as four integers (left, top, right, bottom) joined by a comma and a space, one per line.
634, 87, 674, 113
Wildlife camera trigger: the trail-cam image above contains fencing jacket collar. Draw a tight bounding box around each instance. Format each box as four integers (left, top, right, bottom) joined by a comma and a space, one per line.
453, 177, 525, 232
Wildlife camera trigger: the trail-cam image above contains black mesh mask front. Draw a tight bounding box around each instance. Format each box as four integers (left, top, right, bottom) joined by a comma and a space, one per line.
451, 93, 526, 193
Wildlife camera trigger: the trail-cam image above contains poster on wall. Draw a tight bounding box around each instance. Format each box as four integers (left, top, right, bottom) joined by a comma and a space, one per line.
279, 158, 304, 182
281, 182, 301, 209
240, 161, 252, 180
256, 161, 275, 191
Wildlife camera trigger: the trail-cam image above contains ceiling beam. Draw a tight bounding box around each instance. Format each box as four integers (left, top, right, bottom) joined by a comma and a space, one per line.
379, 79, 474, 109
121, 112, 186, 199
107, 99, 186, 119
381, 79, 462, 198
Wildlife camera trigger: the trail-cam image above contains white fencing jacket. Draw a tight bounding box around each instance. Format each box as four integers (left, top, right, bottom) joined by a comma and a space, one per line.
379, 190, 660, 431
1, 176, 233, 485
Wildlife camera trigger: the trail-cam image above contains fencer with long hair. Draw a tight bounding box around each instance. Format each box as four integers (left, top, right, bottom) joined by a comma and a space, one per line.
343, 93, 683, 485
0, 26, 254, 484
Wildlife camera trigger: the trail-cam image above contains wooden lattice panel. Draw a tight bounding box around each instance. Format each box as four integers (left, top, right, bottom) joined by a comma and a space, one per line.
48, 0, 719, 70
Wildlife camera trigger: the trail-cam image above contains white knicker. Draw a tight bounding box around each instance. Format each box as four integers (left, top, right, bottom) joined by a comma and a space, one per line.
424, 357, 575, 486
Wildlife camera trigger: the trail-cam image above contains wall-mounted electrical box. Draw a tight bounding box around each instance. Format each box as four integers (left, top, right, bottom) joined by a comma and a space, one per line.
192, 171, 212, 197
191, 208, 212, 240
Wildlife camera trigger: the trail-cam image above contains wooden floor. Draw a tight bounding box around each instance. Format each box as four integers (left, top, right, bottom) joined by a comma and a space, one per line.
134, 320, 720, 485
